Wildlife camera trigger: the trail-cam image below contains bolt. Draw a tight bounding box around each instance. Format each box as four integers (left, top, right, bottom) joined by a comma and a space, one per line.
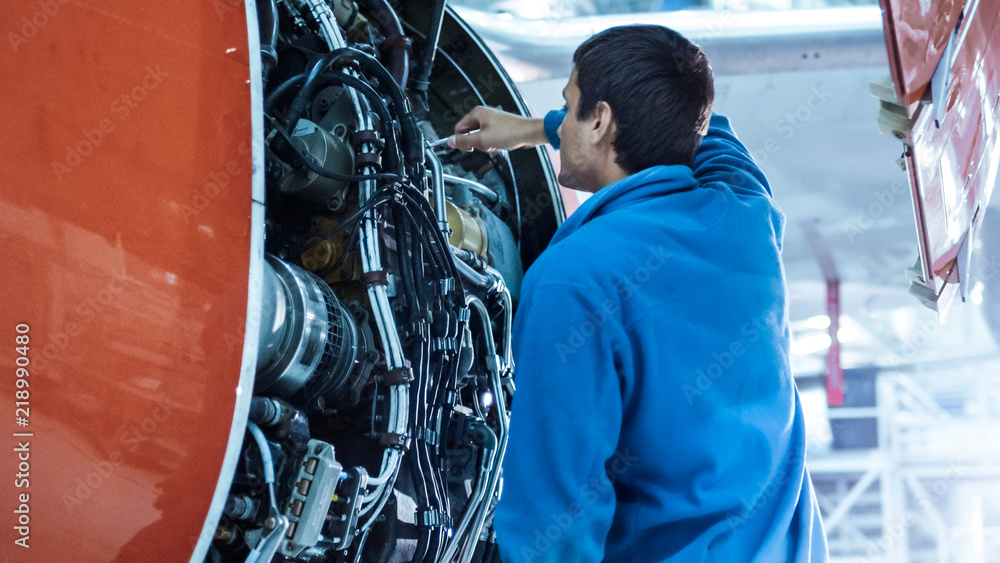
265, 517, 277, 529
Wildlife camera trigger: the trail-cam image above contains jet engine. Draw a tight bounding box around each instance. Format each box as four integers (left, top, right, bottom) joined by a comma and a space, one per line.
206, 1, 562, 561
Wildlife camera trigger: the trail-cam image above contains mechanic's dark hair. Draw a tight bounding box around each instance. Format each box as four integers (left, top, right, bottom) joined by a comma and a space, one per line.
572, 25, 713, 170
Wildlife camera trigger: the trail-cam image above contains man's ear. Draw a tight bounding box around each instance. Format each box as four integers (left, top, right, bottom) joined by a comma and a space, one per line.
589, 101, 617, 147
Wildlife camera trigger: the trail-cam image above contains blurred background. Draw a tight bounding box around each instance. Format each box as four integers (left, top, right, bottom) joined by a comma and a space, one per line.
449, 1, 1000, 561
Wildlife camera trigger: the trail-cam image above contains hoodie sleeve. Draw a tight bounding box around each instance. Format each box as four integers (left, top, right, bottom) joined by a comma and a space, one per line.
543, 108, 566, 149
692, 114, 773, 198
494, 280, 624, 563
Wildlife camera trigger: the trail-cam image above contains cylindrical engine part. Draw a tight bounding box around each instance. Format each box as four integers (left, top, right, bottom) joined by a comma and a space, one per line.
446, 200, 488, 257
255, 255, 360, 409
273, 119, 354, 208
224, 494, 258, 521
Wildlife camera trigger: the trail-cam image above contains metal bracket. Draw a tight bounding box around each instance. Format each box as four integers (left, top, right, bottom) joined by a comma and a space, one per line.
245, 505, 290, 563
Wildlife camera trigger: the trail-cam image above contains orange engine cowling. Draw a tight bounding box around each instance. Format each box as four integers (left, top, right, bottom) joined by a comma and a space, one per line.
0, 1, 562, 561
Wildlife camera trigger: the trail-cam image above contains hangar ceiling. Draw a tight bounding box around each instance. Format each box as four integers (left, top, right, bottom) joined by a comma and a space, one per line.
450, 3, 1000, 379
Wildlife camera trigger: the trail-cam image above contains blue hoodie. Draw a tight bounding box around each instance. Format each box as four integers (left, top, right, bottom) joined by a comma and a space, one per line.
494, 112, 827, 562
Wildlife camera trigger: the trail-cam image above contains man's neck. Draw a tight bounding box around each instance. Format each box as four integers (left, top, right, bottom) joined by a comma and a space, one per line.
588, 159, 630, 193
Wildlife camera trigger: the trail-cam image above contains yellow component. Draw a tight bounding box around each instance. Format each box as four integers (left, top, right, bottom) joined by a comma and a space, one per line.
300, 216, 361, 283
332, 494, 339, 502
445, 200, 488, 257
301, 239, 336, 271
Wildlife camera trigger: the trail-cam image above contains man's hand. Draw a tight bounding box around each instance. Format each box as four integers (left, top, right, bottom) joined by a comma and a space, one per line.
450, 106, 548, 152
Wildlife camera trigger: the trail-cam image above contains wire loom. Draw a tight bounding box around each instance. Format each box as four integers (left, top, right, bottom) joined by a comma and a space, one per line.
212, 2, 518, 562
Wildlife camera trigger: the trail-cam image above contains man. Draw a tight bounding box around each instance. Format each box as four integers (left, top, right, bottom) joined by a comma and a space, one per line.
450, 25, 827, 562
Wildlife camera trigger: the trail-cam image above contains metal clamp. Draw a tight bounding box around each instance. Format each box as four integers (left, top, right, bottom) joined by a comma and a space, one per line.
377, 432, 411, 451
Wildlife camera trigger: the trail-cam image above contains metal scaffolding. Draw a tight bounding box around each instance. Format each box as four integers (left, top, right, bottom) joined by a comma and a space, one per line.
810, 361, 1000, 562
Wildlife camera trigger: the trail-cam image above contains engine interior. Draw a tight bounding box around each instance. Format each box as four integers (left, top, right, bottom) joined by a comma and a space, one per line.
208, 1, 562, 561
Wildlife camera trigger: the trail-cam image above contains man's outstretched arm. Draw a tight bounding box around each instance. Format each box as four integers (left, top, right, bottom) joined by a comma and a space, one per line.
449, 106, 551, 152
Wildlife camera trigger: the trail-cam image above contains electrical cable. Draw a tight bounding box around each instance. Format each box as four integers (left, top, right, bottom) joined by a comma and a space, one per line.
298, 191, 395, 252
285, 47, 423, 163
265, 73, 307, 112
247, 423, 275, 485
403, 19, 524, 244
266, 115, 402, 183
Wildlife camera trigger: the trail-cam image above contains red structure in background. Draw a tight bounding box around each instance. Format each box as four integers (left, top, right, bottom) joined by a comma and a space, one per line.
802, 222, 845, 407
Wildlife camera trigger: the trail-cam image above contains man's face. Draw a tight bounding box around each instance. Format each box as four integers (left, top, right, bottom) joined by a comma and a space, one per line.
556, 69, 598, 193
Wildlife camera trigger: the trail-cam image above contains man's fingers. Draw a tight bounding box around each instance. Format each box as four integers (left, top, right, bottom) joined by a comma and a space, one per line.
454, 107, 487, 135
454, 119, 481, 136
451, 130, 483, 152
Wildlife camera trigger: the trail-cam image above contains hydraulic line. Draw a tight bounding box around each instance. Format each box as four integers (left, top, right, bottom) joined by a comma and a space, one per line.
393, 207, 423, 316
356, 0, 411, 88
267, 116, 401, 183
247, 422, 276, 488
410, 0, 447, 107
439, 422, 497, 562
268, 70, 402, 174
451, 251, 491, 289
284, 45, 422, 166
451, 252, 514, 372
258, 0, 279, 82
303, 0, 407, 515
443, 174, 500, 205
403, 19, 524, 238
409, 357, 432, 563
459, 295, 510, 563
395, 186, 459, 282
427, 148, 450, 236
